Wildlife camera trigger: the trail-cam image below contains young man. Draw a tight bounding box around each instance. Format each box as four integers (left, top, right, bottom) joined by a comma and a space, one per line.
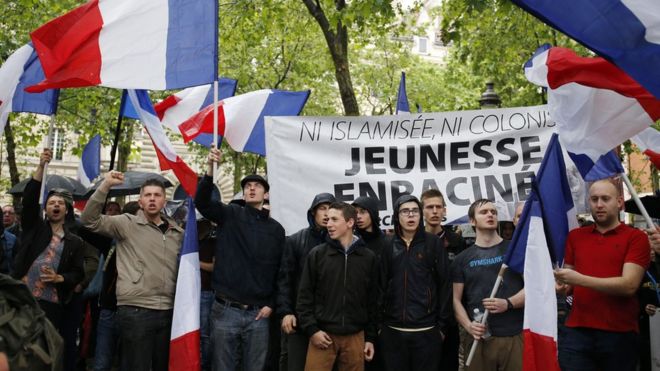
195, 147, 285, 371
278, 192, 335, 371
451, 199, 525, 371
81, 171, 184, 371
420, 189, 466, 371
297, 202, 378, 371
554, 178, 650, 371
352, 196, 388, 259
379, 194, 452, 371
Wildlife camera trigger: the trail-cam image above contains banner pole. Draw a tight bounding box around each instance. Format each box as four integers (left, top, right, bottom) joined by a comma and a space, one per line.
621, 173, 656, 229
213, 80, 219, 184
466, 264, 507, 366
39, 115, 56, 205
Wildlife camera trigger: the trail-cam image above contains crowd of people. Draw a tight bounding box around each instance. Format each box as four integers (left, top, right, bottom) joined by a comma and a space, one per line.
0, 146, 659, 371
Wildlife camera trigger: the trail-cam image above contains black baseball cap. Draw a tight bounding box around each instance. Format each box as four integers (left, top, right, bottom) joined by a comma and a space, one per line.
240, 174, 269, 192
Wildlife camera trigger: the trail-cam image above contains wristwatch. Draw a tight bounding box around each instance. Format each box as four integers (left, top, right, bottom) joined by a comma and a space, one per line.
506, 298, 514, 310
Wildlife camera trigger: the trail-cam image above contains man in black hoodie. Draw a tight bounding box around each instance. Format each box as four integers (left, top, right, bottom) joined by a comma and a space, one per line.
297, 202, 378, 371
352, 196, 388, 259
379, 194, 452, 371
277, 192, 335, 371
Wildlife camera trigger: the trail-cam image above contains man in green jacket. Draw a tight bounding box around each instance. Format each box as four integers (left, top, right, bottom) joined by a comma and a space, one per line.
81, 170, 183, 371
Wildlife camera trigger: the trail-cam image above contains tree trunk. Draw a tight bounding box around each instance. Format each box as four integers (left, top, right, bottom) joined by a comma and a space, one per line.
301, 0, 360, 115
4, 118, 21, 207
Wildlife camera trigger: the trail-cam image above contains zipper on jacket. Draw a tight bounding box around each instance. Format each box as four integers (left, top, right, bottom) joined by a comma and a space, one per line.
427, 287, 432, 313
342, 253, 347, 328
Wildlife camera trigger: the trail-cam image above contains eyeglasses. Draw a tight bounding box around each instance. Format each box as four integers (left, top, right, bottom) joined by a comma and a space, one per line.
399, 208, 420, 216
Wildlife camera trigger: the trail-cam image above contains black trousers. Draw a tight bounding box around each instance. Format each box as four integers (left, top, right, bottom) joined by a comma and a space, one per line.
380, 325, 442, 371
116, 306, 173, 371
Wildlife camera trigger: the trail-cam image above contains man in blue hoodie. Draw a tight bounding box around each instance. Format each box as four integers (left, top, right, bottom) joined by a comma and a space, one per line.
379, 194, 452, 371
277, 192, 335, 371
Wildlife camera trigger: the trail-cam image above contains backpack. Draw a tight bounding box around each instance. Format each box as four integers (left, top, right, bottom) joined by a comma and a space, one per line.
0, 274, 63, 371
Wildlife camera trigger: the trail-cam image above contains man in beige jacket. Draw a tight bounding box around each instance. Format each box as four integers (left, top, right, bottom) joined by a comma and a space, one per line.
81, 170, 183, 371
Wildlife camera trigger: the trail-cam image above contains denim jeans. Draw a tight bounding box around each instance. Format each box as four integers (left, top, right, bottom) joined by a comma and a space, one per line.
116, 306, 173, 371
558, 326, 638, 371
94, 309, 121, 371
200, 291, 214, 371
211, 300, 269, 371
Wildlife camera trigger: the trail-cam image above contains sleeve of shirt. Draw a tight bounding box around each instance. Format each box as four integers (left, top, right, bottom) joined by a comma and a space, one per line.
450, 251, 465, 284
564, 232, 576, 267
625, 228, 651, 269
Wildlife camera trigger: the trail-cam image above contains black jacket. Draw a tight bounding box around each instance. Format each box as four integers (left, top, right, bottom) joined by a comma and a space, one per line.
12, 178, 85, 305
195, 175, 285, 307
296, 237, 379, 342
276, 192, 334, 316
380, 194, 452, 332
277, 226, 326, 316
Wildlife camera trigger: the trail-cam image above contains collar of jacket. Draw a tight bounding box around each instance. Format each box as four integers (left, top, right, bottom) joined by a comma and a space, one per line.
327, 235, 365, 255
394, 229, 426, 246
243, 203, 271, 219
134, 210, 184, 233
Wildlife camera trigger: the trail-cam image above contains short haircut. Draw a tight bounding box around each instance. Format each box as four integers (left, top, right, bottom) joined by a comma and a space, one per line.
106, 201, 120, 209
329, 202, 357, 222
122, 201, 140, 215
468, 199, 493, 220
588, 177, 622, 197
420, 189, 445, 205
140, 178, 166, 194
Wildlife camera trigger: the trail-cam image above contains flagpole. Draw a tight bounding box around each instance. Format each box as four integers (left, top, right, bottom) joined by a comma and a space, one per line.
465, 264, 508, 366
109, 91, 126, 172
39, 115, 56, 205
621, 173, 656, 229
212, 80, 219, 184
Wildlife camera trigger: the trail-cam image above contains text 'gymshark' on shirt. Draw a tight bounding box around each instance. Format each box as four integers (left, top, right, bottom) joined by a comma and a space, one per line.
468, 255, 503, 268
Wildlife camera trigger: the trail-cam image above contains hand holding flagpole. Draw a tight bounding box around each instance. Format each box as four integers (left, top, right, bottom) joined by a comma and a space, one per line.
466, 264, 508, 366
39, 115, 56, 205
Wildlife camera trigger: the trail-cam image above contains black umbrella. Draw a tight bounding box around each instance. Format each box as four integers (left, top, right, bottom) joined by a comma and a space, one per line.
624, 194, 659, 219
8, 175, 88, 200
76, 171, 173, 198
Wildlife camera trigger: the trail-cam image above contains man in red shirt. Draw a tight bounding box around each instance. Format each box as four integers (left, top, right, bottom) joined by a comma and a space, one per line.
555, 178, 651, 371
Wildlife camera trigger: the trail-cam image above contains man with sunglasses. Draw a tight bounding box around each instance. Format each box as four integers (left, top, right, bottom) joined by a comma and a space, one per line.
379, 194, 452, 371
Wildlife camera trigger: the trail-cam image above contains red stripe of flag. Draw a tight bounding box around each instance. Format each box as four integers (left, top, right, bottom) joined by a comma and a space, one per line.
27, 0, 103, 93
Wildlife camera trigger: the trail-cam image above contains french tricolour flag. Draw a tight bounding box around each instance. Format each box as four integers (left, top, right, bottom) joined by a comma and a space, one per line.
126, 90, 198, 197
121, 78, 238, 141
524, 45, 660, 163
0, 44, 59, 135
511, 0, 660, 99
178, 89, 310, 155
632, 127, 660, 169
77, 134, 101, 187
505, 134, 578, 371
169, 197, 201, 371
26, 0, 217, 93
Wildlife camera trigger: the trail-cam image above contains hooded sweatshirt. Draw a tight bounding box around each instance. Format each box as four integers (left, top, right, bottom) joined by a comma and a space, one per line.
352, 196, 388, 259
380, 194, 452, 332
276, 193, 335, 316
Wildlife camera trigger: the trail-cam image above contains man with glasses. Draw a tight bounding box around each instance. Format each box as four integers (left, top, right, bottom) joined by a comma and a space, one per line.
379, 194, 452, 371
3, 205, 21, 240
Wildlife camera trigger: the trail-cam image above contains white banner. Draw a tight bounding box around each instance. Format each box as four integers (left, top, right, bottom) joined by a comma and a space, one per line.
266, 105, 570, 234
